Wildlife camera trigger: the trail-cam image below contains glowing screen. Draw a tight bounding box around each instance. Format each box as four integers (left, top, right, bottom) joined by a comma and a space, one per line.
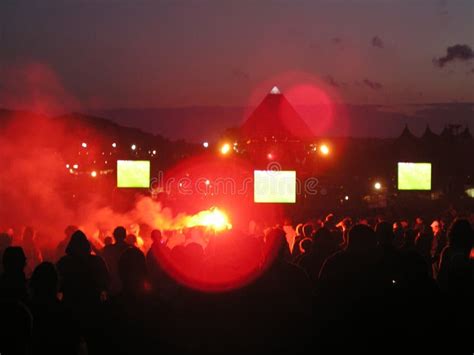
117, 160, 150, 188
254, 170, 296, 203
397, 162, 431, 190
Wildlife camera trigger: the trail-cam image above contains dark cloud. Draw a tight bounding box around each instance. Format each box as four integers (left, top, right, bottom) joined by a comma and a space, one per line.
433, 44, 474, 68
231, 68, 250, 80
363, 79, 383, 90
371, 36, 384, 48
324, 75, 344, 88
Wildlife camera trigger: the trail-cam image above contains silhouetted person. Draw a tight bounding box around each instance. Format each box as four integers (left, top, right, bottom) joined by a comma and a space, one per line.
56, 225, 78, 262
438, 218, 474, 293
0, 298, 32, 355
401, 228, 417, 251
294, 237, 313, 265
0, 232, 13, 274
102, 226, 130, 295
29, 262, 85, 355
105, 248, 164, 354
415, 230, 434, 277
146, 229, 177, 299
56, 230, 109, 308
242, 228, 312, 352
298, 227, 337, 283
56, 230, 109, 354
375, 221, 404, 289
430, 220, 447, 278
22, 226, 42, 276
103, 236, 113, 247
0, 246, 29, 303
437, 218, 474, 351
317, 224, 385, 348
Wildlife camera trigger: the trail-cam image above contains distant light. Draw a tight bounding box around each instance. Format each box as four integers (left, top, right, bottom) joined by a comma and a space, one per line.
220, 143, 231, 155
374, 182, 382, 190
112, 142, 117, 148
91, 171, 97, 178
465, 188, 474, 198
320, 144, 330, 155
69, 168, 74, 174
131, 144, 136, 151
152, 150, 156, 155
203, 142, 209, 148
205, 179, 210, 186
270, 86, 281, 94
73, 164, 79, 169
66, 164, 70, 169
81, 142, 87, 148
267, 153, 274, 160
344, 195, 349, 201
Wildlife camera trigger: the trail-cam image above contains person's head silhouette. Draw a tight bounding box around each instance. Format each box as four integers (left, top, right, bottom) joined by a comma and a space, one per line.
0, 232, 12, 250
150, 229, 162, 244
448, 218, 473, 254
104, 236, 113, 246
2, 247, 26, 274
347, 224, 377, 252
375, 221, 394, 247
30, 262, 58, 301
113, 226, 127, 243
65, 230, 91, 257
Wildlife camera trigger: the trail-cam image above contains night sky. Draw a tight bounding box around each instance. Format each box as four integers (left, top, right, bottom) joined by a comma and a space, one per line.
0, 1, 473, 113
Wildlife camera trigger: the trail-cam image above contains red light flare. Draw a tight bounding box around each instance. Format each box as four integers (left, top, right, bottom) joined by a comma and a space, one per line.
150, 227, 282, 293
243, 71, 350, 138
155, 154, 284, 292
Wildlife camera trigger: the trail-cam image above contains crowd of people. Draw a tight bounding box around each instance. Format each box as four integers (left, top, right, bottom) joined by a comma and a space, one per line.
0, 212, 473, 354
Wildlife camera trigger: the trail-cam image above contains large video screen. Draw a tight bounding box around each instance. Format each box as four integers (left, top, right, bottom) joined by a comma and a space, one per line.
254, 170, 296, 203
117, 160, 150, 188
397, 162, 431, 190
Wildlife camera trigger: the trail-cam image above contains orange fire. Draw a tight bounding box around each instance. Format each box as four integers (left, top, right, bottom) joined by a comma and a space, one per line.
181, 207, 232, 232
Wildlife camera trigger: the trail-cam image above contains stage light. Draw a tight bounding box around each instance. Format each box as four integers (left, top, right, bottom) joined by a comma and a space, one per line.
220, 143, 231, 155
205, 179, 210, 186
81, 142, 87, 148
203, 141, 209, 148
152, 150, 156, 155
267, 153, 274, 160
112, 142, 117, 148
91, 171, 97, 178
320, 144, 330, 155
344, 195, 349, 200
374, 182, 382, 190
65, 164, 70, 169
73, 164, 79, 169
131, 144, 137, 151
